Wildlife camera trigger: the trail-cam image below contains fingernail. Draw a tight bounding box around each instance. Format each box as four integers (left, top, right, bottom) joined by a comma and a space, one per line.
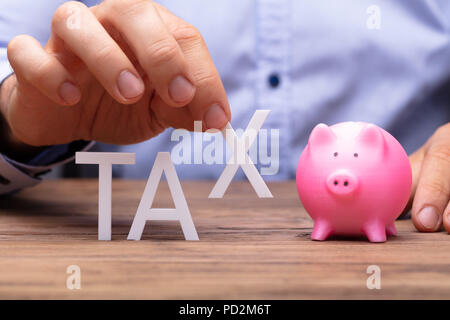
204, 104, 228, 129
417, 206, 440, 230
59, 82, 81, 105
117, 71, 144, 99
169, 75, 195, 103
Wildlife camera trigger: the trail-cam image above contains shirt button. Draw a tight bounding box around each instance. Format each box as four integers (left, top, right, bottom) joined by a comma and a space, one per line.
268, 73, 281, 88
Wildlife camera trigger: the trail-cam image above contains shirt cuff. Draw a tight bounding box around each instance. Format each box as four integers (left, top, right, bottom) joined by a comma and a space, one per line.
0, 140, 94, 195
0, 48, 13, 85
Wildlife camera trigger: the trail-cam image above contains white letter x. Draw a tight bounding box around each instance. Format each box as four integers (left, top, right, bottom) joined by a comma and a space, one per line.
209, 110, 273, 198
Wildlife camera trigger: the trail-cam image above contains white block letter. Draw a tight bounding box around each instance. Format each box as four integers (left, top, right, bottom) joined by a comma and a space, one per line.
209, 110, 273, 198
128, 152, 199, 241
75, 152, 135, 240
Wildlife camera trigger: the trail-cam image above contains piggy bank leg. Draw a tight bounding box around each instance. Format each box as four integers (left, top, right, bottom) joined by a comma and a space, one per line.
362, 221, 387, 243
311, 220, 333, 241
385, 222, 397, 236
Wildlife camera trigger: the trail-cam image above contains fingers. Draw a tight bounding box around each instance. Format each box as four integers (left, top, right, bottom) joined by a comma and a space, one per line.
100, 0, 196, 107
402, 147, 425, 216
155, 3, 231, 130
411, 124, 450, 232
52, 1, 144, 104
7, 35, 81, 106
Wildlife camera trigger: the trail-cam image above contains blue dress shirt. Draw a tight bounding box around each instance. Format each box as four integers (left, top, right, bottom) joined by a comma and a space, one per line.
0, 0, 449, 194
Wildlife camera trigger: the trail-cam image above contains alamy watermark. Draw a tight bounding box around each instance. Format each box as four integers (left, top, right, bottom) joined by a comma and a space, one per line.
170, 120, 280, 176
66, 265, 81, 290
366, 5, 381, 30
66, 6, 82, 30
366, 265, 381, 290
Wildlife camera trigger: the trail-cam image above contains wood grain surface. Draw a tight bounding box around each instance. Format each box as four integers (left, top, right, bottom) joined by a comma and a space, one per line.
0, 179, 449, 299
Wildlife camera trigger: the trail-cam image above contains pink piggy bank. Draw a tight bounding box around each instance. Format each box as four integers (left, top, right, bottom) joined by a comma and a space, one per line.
296, 122, 412, 243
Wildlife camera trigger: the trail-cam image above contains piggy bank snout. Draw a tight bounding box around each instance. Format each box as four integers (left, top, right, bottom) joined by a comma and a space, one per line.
326, 170, 359, 196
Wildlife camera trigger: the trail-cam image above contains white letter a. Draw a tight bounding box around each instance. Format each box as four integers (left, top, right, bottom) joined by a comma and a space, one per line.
128, 152, 199, 241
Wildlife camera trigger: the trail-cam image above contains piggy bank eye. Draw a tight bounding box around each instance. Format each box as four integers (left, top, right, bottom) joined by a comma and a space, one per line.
354, 153, 359, 158
333, 152, 338, 157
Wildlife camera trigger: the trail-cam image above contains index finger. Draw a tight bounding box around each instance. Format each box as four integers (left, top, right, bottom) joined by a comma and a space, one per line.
98, 0, 196, 108
52, 1, 145, 104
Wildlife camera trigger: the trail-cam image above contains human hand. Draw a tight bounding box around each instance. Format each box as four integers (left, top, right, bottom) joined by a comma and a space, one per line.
407, 123, 450, 233
1, 0, 230, 148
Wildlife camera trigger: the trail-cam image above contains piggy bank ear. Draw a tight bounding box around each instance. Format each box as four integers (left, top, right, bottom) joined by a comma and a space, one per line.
309, 123, 336, 148
357, 124, 385, 150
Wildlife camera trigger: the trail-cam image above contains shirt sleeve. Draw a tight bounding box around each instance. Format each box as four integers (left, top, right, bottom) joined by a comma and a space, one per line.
0, 141, 95, 195
0, 48, 13, 85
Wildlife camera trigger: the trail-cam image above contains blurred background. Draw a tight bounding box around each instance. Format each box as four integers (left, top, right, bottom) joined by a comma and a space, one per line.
1, 0, 449, 180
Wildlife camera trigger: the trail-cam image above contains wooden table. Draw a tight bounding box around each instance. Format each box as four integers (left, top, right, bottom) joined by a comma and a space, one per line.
0, 179, 449, 299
